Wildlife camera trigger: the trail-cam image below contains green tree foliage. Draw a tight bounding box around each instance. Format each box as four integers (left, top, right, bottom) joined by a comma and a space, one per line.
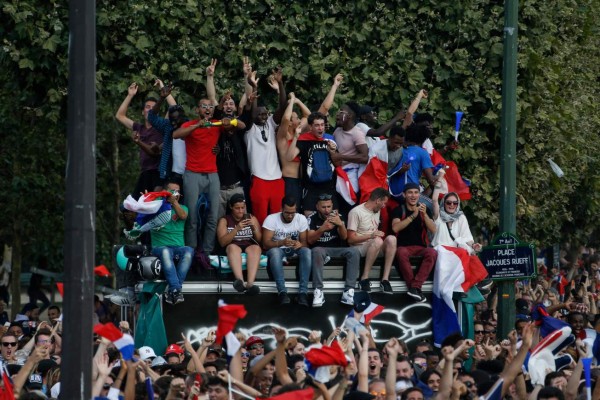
0, 0, 598, 283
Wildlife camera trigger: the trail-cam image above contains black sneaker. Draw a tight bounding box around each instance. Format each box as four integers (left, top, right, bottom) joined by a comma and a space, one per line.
246, 284, 260, 295
479, 287, 491, 297
380, 280, 393, 294
233, 279, 246, 292
359, 279, 371, 292
297, 292, 309, 307
407, 288, 421, 301
416, 288, 427, 303
477, 278, 493, 290
279, 292, 291, 305
174, 291, 185, 304
164, 291, 174, 305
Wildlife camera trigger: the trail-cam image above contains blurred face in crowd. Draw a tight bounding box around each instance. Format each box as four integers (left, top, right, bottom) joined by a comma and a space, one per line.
222, 98, 236, 117
458, 375, 478, 398
256, 107, 269, 125
255, 368, 273, 396
230, 200, 247, 221
281, 205, 297, 224
47, 308, 60, 322
426, 354, 439, 370
516, 321, 528, 337
205, 365, 217, 376
396, 360, 414, 379
291, 342, 305, 356
290, 112, 301, 130
143, 100, 156, 121
550, 375, 568, 391
368, 350, 383, 377
197, 99, 215, 120
474, 323, 485, 344
443, 195, 459, 214
310, 118, 326, 138
426, 372, 441, 392
166, 353, 183, 365
373, 196, 388, 213
388, 134, 404, 152
207, 383, 228, 400
484, 322, 497, 342
368, 380, 386, 400
404, 188, 420, 207
412, 356, 426, 371
569, 313, 585, 335
1, 335, 18, 361
241, 348, 250, 368
8, 326, 23, 339
249, 342, 264, 357
316, 199, 333, 219
403, 389, 424, 400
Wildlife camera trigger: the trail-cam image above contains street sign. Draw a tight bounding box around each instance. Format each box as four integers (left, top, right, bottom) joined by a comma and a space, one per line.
479, 232, 536, 280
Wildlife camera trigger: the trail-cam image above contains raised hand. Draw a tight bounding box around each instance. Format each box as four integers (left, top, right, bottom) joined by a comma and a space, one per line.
333, 73, 343, 87
242, 56, 252, 77
127, 82, 138, 97
207, 58, 217, 77
272, 67, 283, 83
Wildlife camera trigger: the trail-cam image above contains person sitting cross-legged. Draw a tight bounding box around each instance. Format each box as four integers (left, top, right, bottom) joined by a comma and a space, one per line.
151, 177, 194, 305
216, 194, 262, 295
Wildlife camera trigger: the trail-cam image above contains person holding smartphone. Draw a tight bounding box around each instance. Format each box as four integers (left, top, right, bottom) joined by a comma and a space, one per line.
216, 194, 262, 295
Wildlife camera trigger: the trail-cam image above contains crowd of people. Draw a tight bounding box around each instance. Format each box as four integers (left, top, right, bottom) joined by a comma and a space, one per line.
112, 56, 483, 308
1, 57, 598, 399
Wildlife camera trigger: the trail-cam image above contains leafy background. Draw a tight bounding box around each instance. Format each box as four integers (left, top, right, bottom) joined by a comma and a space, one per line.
1, 0, 598, 312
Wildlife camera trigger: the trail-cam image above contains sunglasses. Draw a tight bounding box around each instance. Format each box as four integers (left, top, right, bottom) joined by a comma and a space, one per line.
318, 194, 333, 200
484, 330, 497, 334
474, 330, 485, 334
370, 390, 386, 396
464, 381, 474, 388
445, 201, 459, 206
261, 129, 267, 142
200, 104, 214, 110
103, 383, 112, 390
241, 352, 250, 357
250, 344, 264, 350
1, 342, 17, 347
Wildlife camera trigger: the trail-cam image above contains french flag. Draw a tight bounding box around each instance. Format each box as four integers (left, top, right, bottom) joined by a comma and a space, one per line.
304, 340, 348, 382
335, 166, 357, 206
215, 300, 247, 357
94, 323, 135, 360
432, 245, 487, 347
347, 302, 384, 325
358, 140, 389, 203
0, 365, 14, 400
527, 326, 574, 385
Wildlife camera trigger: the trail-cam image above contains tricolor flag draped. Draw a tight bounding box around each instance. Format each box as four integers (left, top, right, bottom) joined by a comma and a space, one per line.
215, 300, 247, 356
358, 140, 389, 203
94, 323, 135, 360
432, 245, 487, 347
335, 166, 357, 206
304, 340, 348, 382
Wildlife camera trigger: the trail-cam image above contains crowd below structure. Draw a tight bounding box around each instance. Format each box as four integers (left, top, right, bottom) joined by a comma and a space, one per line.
0, 58, 598, 400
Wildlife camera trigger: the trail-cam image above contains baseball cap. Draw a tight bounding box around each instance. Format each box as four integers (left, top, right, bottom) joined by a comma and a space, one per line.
353, 291, 371, 313
245, 336, 263, 348
151, 356, 167, 367
138, 346, 157, 361
164, 344, 184, 356
404, 182, 420, 192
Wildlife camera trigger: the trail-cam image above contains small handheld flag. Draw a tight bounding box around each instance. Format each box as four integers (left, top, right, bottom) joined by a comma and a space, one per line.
94, 323, 135, 360
454, 111, 464, 142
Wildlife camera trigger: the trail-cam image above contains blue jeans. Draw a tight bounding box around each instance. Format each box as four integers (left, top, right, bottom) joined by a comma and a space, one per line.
267, 247, 312, 294
152, 246, 194, 292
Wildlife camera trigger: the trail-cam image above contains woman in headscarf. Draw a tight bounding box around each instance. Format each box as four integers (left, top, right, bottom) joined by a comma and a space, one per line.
431, 192, 482, 253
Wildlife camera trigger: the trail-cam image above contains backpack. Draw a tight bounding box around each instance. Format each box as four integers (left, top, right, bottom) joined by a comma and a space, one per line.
307, 146, 334, 183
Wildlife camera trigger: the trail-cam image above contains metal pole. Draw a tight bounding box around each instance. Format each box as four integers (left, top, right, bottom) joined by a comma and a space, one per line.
63, 0, 96, 398
498, 0, 519, 339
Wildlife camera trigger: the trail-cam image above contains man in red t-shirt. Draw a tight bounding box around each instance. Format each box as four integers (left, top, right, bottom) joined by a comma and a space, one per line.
173, 98, 245, 253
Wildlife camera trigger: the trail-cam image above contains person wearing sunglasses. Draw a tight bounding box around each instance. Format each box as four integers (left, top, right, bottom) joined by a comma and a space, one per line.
0, 333, 20, 365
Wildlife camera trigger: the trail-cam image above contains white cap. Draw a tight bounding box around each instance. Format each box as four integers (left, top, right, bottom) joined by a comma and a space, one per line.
138, 346, 157, 361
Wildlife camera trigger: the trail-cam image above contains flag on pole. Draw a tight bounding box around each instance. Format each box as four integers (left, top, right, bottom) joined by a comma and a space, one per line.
215, 300, 247, 356
94, 323, 135, 360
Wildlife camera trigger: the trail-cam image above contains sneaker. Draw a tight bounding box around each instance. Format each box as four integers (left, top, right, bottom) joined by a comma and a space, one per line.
279, 292, 291, 305
233, 279, 246, 293
407, 287, 421, 301
164, 291, 175, 305
109, 292, 136, 306
340, 288, 354, 305
359, 279, 371, 292
297, 292, 309, 307
174, 291, 185, 304
380, 280, 393, 294
415, 288, 427, 303
312, 289, 325, 307
246, 284, 260, 295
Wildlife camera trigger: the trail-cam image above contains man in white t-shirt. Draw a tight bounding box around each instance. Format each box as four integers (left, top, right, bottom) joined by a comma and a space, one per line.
262, 195, 312, 306
347, 187, 397, 293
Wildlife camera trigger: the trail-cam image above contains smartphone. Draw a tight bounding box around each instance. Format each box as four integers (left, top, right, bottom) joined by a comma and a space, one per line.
243, 213, 251, 221
3, 322, 10, 328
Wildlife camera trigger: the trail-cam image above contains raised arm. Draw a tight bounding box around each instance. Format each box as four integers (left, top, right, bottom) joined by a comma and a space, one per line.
115, 82, 138, 131
272, 67, 287, 124
384, 339, 401, 400
206, 58, 218, 106
274, 327, 294, 385
402, 89, 428, 129
277, 93, 295, 148
500, 325, 533, 397
318, 74, 343, 115
155, 78, 176, 106
285, 129, 301, 162
364, 110, 405, 137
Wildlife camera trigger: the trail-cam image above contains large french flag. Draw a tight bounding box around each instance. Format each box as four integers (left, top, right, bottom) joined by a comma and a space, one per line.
432, 245, 487, 347
358, 140, 389, 203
